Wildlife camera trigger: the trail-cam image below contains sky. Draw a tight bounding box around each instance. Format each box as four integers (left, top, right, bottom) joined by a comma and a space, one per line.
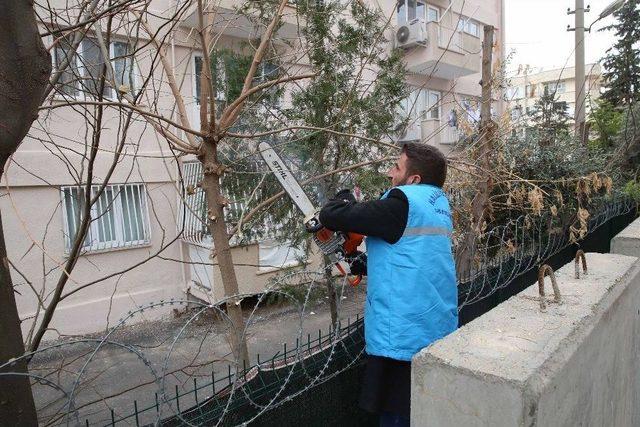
505, 0, 619, 73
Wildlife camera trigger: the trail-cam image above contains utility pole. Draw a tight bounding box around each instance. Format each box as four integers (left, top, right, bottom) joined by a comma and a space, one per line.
568, 0, 626, 143
575, 0, 586, 140
568, 0, 590, 143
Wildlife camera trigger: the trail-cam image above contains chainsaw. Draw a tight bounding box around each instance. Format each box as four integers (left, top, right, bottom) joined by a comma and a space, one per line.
259, 141, 363, 286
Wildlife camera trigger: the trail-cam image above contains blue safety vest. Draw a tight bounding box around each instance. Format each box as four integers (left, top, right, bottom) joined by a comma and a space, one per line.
365, 184, 458, 361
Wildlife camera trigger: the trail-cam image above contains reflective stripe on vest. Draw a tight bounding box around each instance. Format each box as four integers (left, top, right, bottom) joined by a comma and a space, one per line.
402, 226, 452, 238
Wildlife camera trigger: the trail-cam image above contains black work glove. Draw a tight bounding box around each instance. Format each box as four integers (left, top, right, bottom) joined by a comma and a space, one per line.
345, 250, 367, 276
333, 189, 356, 203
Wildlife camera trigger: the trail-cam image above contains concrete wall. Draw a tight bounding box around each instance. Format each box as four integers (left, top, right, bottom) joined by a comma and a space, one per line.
611, 215, 640, 257
411, 252, 640, 426
185, 243, 323, 303
1, 184, 184, 339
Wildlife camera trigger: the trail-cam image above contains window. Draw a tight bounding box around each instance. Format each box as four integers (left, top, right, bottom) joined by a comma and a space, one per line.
81, 37, 110, 97
511, 105, 523, 121
397, 0, 407, 23
53, 36, 80, 97
397, 0, 427, 24
505, 86, 525, 100
252, 61, 281, 109
505, 87, 516, 100
553, 101, 568, 112
254, 62, 279, 84
194, 55, 203, 105
258, 239, 305, 272
462, 97, 480, 123
194, 54, 226, 105
112, 41, 136, 95
417, 2, 427, 21
544, 81, 566, 95
458, 16, 481, 37
426, 90, 441, 120
399, 88, 440, 121
52, 36, 136, 98
466, 20, 479, 37
427, 5, 439, 22
526, 84, 537, 98
398, 88, 422, 122
62, 183, 151, 252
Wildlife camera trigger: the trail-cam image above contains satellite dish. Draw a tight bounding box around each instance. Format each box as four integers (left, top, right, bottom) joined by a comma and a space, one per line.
396, 25, 410, 43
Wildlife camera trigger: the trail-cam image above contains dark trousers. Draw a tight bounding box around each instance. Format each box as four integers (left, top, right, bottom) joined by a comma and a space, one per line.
379, 411, 410, 427
359, 355, 412, 421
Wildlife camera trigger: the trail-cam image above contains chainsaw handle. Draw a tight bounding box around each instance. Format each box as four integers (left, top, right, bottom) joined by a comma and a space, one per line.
336, 263, 362, 287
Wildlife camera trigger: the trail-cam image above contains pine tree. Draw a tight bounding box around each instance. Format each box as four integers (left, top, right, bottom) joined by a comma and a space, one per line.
279, 0, 408, 324
218, 0, 407, 324
528, 87, 570, 145
601, 0, 640, 106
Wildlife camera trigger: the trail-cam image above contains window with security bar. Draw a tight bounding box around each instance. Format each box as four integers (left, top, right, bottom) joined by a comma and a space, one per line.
61, 184, 151, 252
179, 161, 253, 246
179, 161, 288, 247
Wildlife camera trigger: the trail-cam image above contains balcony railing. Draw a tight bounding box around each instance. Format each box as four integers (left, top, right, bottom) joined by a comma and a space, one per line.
401, 21, 482, 79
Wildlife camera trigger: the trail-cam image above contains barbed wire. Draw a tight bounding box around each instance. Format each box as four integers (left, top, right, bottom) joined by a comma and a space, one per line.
1, 195, 633, 426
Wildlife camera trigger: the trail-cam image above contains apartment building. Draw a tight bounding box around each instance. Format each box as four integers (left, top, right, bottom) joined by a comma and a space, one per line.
505, 63, 603, 125
386, 0, 505, 150
3, 0, 504, 338
2, 0, 311, 339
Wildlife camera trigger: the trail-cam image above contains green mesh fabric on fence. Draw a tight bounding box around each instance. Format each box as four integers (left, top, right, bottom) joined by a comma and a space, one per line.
160, 319, 376, 426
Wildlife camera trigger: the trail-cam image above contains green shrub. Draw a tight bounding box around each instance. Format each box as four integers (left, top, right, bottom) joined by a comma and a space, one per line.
623, 180, 640, 201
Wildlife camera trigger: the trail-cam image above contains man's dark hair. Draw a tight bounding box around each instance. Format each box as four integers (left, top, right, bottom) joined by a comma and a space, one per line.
401, 142, 447, 187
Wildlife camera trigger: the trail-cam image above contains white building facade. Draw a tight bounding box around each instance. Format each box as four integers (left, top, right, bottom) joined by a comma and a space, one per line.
3, 0, 504, 339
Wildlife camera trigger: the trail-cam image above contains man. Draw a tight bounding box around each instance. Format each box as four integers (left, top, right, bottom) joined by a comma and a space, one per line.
319, 142, 457, 426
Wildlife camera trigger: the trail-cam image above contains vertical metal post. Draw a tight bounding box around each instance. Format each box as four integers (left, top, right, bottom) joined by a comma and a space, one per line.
134, 400, 140, 427
175, 385, 181, 413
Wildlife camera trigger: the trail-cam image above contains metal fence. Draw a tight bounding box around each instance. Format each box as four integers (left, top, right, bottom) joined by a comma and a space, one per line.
80, 196, 637, 427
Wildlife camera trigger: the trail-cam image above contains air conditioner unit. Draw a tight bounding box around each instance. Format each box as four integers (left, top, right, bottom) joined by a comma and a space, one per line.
396, 122, 422, 142
395, 19, 427, 49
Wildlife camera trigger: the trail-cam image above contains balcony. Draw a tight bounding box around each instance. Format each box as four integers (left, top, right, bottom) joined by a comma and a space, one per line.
400, 21, 481, 79
396, 119, 463, 148
180, 0, 300, 40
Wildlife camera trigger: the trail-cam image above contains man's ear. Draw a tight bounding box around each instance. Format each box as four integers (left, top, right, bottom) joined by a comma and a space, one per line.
410, 175, 421, 184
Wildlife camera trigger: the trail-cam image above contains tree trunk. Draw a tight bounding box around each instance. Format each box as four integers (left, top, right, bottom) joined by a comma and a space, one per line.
456, 25, 495, 279
0, 210, 38, 425
323, 261, 339, 326
199, 141, 250, 368
0, 0, 52, 423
